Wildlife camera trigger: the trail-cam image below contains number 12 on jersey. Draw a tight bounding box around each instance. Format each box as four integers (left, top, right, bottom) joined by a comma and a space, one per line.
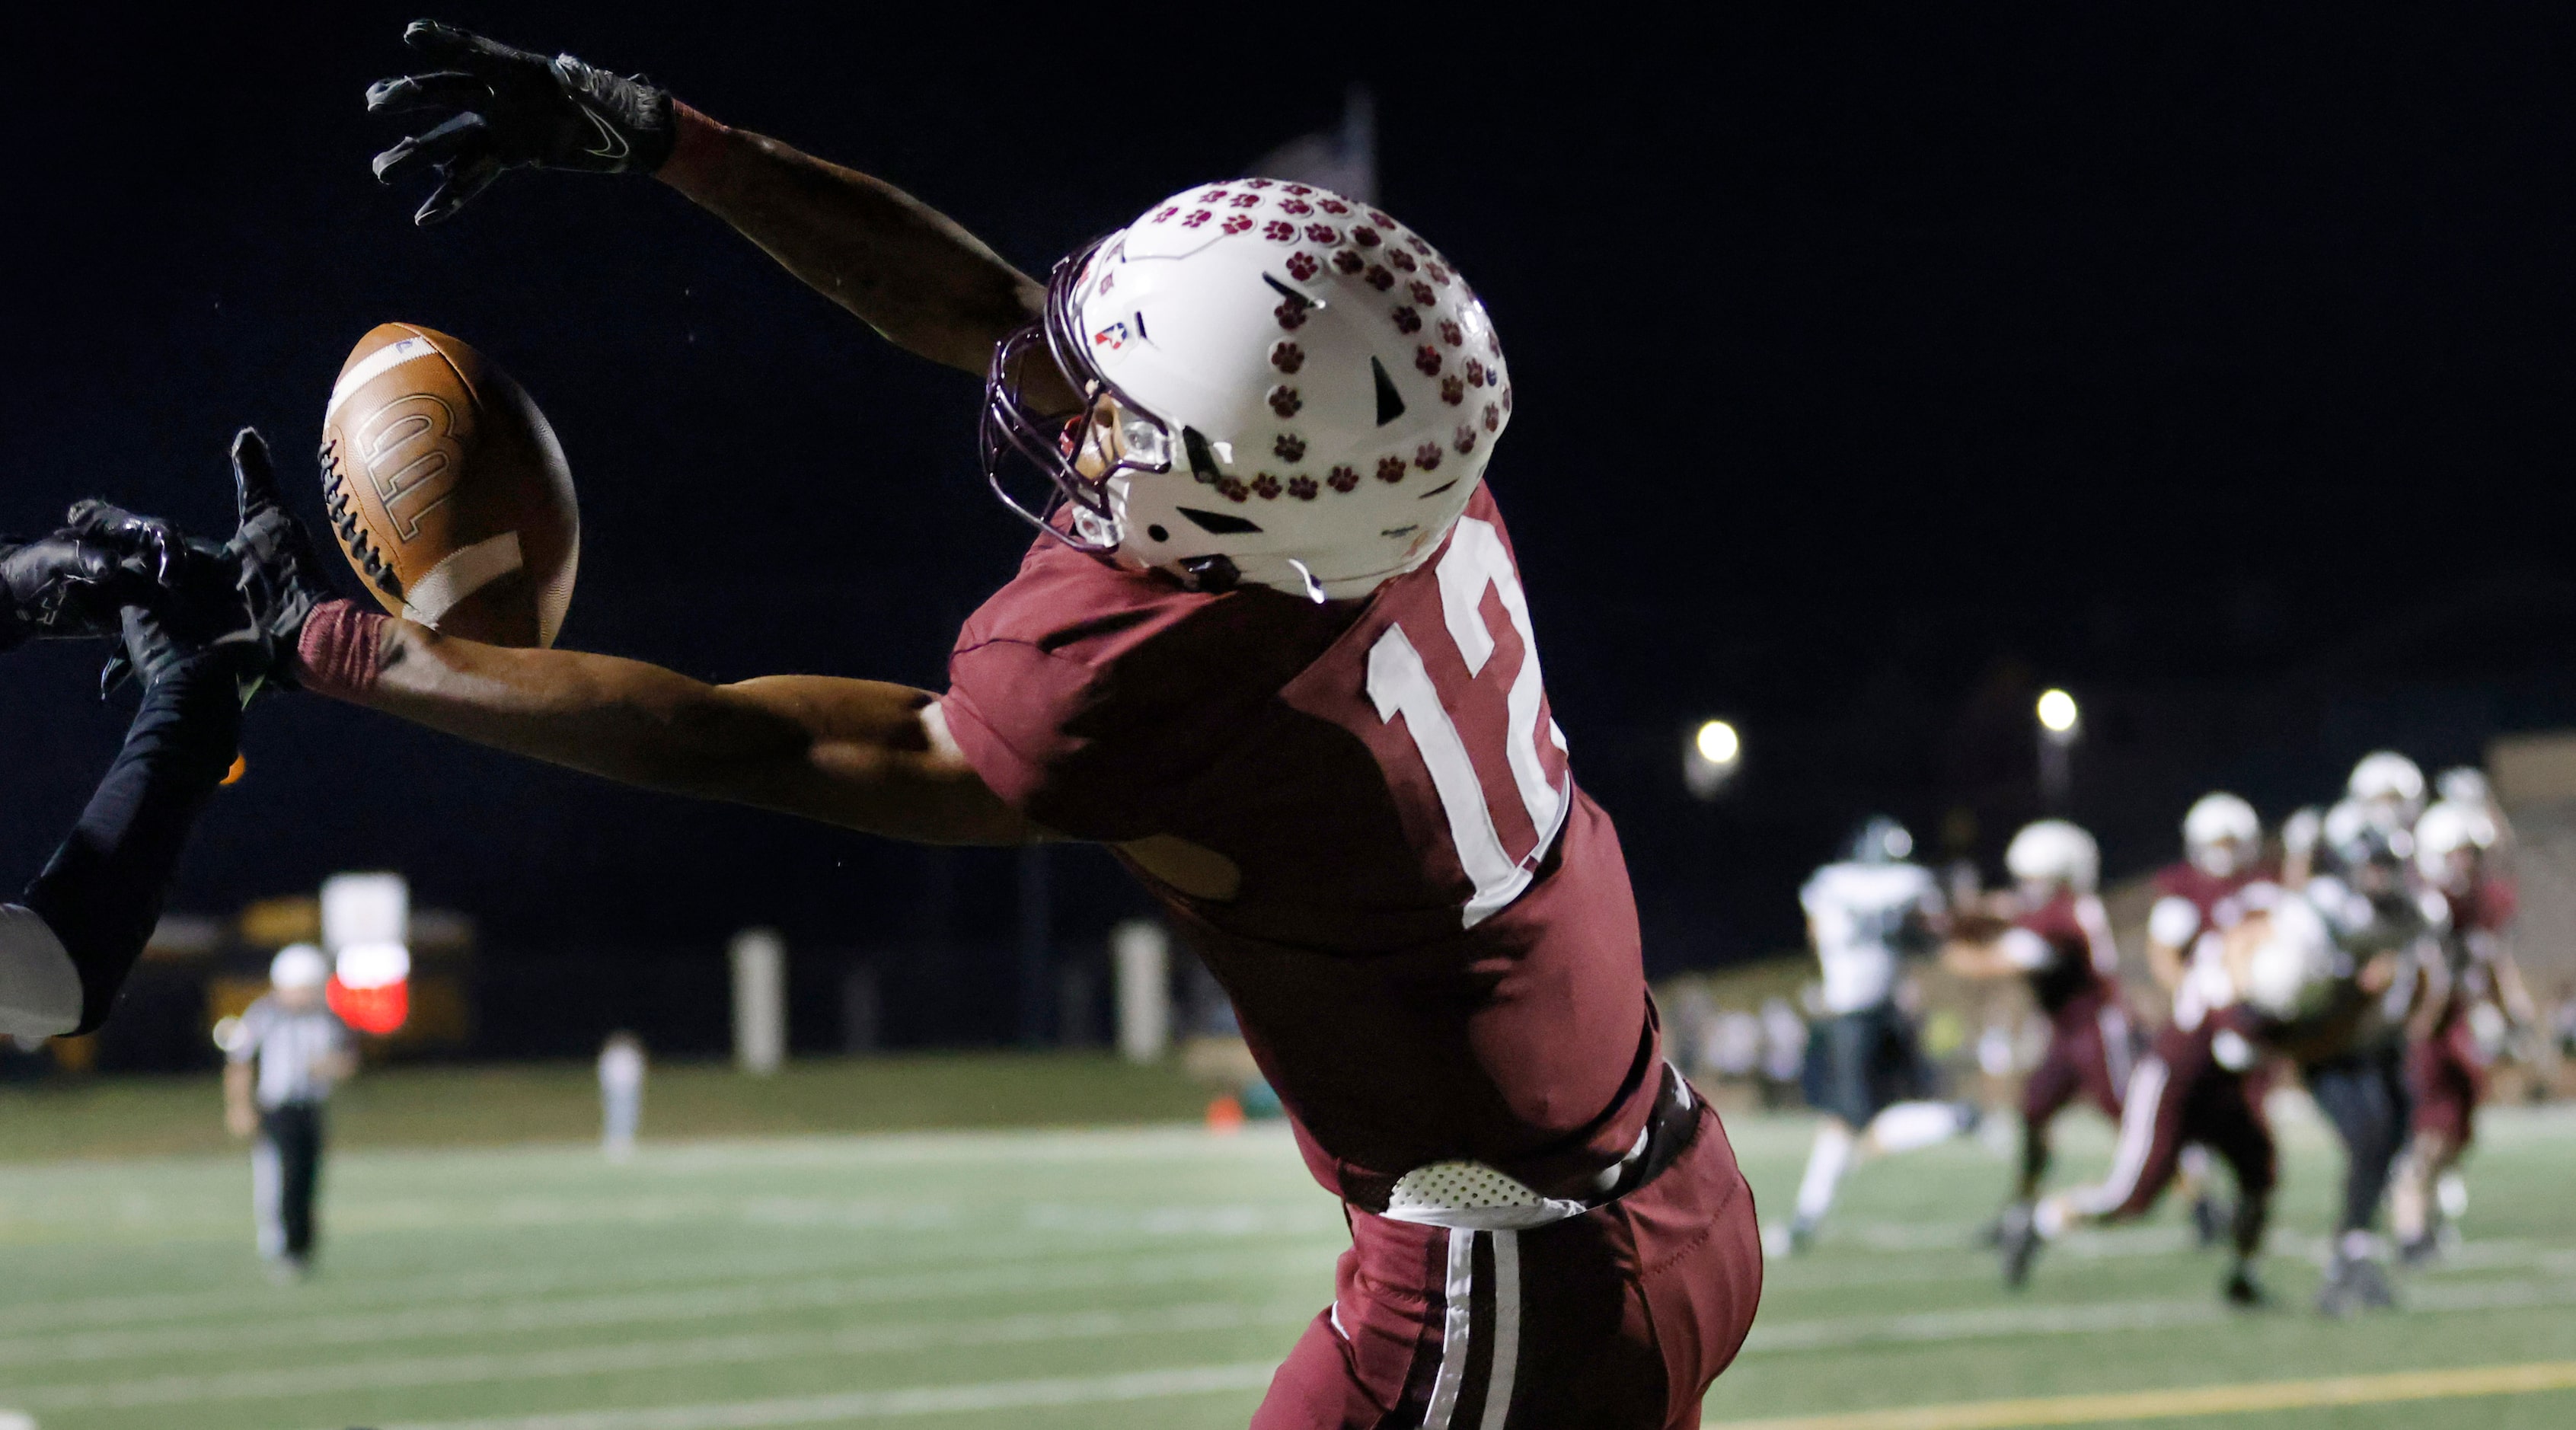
1366, 517, 1572, 927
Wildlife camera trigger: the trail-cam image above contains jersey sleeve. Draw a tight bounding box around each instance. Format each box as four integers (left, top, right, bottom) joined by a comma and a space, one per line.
226, 1001, 270, 1066
0, 905, 79, 1040
1998, 927, 2052, 971
2150, 895, 2203, 949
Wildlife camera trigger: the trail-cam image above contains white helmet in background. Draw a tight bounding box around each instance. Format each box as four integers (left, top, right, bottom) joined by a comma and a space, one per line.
2006, 819, 2100, 895
2240, 895, 2338, 1019
2436, 767, 2494, 811
2414, 799, 2498, 888
270, 943, 330, 991
2182, 793, 2260, 877
2347, 752, 2426, 827
982, 180, 1511, 600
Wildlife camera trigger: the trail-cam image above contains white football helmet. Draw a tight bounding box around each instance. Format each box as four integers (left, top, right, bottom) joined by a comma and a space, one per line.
2413, 799, 2497, 888
2006, 819, 2099, 895
982, 180, 1511, 600
2436, 767, 2494, 810
270, 943, 329, 991
2182, 792, 2260, 877
2346, 751, 2426, 826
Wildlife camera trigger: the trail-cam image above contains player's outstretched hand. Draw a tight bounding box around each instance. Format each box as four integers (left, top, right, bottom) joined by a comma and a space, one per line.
220, 429, 340, 685
367, 20, 675, 225
0, 526, 174, 653
66, 429, 345, 701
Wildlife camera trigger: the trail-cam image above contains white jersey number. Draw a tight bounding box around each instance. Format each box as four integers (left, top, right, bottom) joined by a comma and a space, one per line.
1365, 518, 1571, 927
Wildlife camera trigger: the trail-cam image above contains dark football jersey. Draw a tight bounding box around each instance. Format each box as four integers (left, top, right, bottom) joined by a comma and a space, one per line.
941, 487, 1661, 1205
2007, 890, 2118, 1017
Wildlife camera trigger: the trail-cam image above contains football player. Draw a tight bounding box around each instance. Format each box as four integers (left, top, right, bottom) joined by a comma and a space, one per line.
2347, 751, 2428, 835
2141, 793, 2277, 1247
1997, 879, 2283, 1305
39, 24, 1769, 1426
1779, 816, 1977, 1253
1, 471, 289, 1043
2263, 800, 2431, 1315
1942, 820, 2135, 1233
2390, 797, 2544, 1262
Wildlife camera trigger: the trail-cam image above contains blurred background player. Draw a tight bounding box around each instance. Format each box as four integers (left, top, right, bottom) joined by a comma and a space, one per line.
599, 1030, 647, 1161
0, 522, 247, 1044
224, 943, 357, 1281
2263, 799, 2430, 1315
2348, 751, 2428, 835
2392, 797, 2546, 1262
1779, 816, 1977, 1253
2142, 792, 2276, 1246
2000, 868, 2283, 1305
1944, 820, 2133, 1227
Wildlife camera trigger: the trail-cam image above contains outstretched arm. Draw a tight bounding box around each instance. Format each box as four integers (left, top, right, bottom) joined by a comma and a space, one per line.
365, 23, 1077, 406
658, 108, 1060, 387
297, 602, 1039, 846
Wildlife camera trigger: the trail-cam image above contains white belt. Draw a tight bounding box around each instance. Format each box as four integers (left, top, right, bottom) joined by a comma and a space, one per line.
1380, 1070, 1691, 1231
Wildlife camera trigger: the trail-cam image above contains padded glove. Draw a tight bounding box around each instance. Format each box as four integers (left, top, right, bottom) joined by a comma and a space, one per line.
368, 20, 675, 225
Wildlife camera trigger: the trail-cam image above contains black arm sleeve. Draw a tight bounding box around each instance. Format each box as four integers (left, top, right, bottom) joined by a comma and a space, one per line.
20, 658, 241, 1034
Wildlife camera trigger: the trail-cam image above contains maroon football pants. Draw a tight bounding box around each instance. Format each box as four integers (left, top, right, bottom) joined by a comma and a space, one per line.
1252, 1100, 1761, 1430
2022, 994, 2134, 1128
2409, 1015, 2485, 1145
2076, 1020, 2274, 1221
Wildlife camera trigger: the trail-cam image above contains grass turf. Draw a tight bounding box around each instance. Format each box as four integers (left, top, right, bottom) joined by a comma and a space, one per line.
0, 1059, 2570, 1429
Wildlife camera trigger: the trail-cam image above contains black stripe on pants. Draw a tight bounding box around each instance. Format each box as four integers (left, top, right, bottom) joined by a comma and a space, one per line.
2303, 1045, 2409, 1237
257, 1103, 325, 1260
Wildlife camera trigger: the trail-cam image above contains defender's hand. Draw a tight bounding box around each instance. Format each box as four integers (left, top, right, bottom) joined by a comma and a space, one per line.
221, 429, 340, 685
0, 528, 173, 651
367, 20, 675, 225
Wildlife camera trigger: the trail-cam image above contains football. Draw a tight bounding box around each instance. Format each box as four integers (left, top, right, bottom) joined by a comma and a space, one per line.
318, 323, 579, 646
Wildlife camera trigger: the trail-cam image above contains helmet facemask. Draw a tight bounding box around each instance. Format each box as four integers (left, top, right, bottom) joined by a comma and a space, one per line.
979, 238, 1175, 557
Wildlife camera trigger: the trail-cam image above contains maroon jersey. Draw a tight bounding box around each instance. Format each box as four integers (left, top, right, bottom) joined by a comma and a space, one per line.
2150, 862, 2266, 938
940, 487, 1661, 1205
2004, 890, 2118, 1017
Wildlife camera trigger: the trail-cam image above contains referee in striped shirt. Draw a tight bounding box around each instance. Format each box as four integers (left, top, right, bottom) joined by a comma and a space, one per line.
225, 946, 356, 1280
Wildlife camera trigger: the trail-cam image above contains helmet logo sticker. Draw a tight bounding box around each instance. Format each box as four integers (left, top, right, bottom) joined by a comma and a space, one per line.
1377, 456, 1407, 483
1286, 251, 1321, 280
1268, 385, 1303, 417
1414, 442, 1444, 471
1414, 346, 1444, 376
1371, 358, 1407, 425
1392, 307, 1423, 334
1440, 376, 1465, 405
1328, 466, 1361, 493
1183, 426, 1223, 484
1288, 476, 1319, 500
1271, 341, 1304, 372
1274, 433, 1307, 461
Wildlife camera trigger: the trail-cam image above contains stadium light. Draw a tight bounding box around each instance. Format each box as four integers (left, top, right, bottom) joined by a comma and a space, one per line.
2035, 688, 2080, 809
2036, 688, 2080, 740
1684, 719, 1741, 801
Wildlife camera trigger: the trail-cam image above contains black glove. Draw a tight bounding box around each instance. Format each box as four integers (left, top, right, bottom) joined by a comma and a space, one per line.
0, 528, 172, 652
367, 20, 675, 225
75, 429, 341, 701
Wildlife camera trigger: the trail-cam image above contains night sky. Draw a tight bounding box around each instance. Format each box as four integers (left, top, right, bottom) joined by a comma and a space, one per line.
7, 8, 2574, 1020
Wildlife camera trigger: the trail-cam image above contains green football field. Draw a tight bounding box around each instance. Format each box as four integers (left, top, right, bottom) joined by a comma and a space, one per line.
1, 1080, 2571, 1429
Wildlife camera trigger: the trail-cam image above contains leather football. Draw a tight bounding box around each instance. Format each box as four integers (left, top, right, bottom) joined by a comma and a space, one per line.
318, 322, 579, 646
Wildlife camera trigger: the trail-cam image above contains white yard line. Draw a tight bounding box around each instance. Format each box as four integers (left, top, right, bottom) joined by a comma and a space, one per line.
11, 1299, 1316, 1412
0, 1243, 1321, 1368
0, 1204, 1330, 1336
350, 1359, 1285, 1430
1741, 1275, 2576, 1355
